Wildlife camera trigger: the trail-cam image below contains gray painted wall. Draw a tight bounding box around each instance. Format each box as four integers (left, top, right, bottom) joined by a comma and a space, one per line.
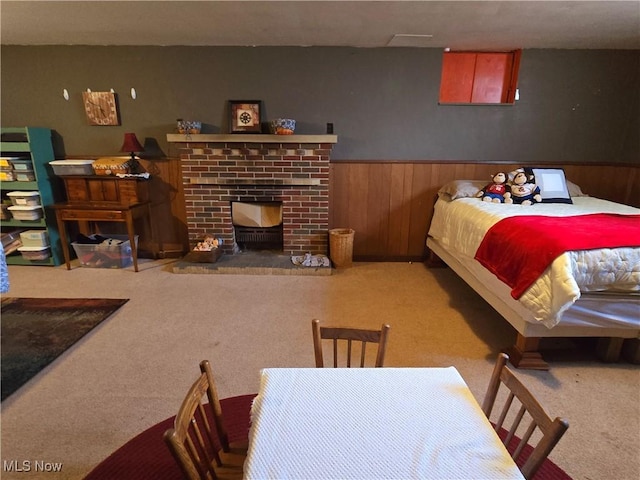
1, 46, 638, 163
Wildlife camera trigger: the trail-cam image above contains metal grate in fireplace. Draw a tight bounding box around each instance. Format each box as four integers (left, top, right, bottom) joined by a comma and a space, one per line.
232, 201, 284, 251
234, 225, 283, 244
234, 225, 283, 251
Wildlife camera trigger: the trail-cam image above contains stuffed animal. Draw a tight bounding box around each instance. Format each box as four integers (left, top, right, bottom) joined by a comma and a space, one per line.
505, 171, 542, 205
476, 172, 510, 203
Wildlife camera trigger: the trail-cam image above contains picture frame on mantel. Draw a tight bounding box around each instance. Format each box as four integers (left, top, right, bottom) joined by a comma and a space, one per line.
229, 100, 262, 133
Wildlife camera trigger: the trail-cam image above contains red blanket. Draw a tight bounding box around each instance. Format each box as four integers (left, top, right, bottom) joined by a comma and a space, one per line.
474, 213, 640, 299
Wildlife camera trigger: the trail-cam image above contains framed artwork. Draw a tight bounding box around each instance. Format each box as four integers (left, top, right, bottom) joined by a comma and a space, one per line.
229, 100, 262, 133
82, 91, 120, 126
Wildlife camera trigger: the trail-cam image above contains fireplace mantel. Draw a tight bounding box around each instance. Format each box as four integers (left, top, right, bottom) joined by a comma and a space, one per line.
166, 134, 337, 144
189, 177, 321, 186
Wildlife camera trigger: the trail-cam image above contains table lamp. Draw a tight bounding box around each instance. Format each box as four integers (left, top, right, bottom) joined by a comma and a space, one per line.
120, 132, 144, 174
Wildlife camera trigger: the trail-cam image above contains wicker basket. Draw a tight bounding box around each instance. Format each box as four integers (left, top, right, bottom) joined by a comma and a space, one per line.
329, 228, 355, 268
92, 157, 130, 176
183, 248, 222, 263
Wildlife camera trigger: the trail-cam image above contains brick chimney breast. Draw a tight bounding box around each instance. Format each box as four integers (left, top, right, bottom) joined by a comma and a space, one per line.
167, 134, 337, 255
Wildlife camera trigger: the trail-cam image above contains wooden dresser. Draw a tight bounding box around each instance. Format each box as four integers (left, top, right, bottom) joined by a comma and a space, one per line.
53, 176, 152, 272
60, 175, 149, 205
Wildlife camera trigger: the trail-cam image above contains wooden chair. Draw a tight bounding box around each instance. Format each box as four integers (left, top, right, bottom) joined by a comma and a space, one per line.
163, 360, 246, 480
312, 319, 390, 367
482, 353, 569, 480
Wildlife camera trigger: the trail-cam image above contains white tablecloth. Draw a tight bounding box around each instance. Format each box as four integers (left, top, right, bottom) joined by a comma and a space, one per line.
244, 367, 524, 480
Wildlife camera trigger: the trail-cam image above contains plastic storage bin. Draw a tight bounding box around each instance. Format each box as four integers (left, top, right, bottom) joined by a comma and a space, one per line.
0, 171, 14, 182
1, 230, 23, 251
18, 245, 51, 261
7, 191, 41, 206
50, 159, 95, 176
71, 234, 138, 268
20, 230, 49, 247
10, 158, 33, 170
0, 158, 14, 179
14, 170, 36, 181
7, 205, 43, 220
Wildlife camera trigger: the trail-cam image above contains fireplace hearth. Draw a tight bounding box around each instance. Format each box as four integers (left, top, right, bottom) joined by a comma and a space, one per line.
172, 250, 332, 276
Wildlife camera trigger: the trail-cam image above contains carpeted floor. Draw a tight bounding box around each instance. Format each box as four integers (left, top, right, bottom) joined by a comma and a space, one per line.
0, 297, 128, 401
1, 260, 638, 480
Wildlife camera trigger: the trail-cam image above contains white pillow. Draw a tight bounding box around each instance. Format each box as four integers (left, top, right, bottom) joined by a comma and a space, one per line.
437, 180, 486, 201
437, 174, 587, 202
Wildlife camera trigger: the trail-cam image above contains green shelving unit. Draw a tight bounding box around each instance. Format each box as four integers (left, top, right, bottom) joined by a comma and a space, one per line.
1, 127, 64, 266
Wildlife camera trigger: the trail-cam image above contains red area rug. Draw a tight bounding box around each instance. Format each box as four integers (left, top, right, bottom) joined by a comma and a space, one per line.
84, 394, 256, 480
85, 393, 572, 480
497, 426, 572, 480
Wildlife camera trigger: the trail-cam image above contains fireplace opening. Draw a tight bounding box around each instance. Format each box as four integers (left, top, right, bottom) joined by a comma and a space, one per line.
232, 201, 283, 252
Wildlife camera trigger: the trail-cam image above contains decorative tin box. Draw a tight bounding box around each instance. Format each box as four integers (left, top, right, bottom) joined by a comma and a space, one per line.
92, 157, 130, 176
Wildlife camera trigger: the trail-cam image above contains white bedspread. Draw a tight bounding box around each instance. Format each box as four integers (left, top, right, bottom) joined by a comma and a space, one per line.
245, 368, 524, 480
428, 197, 640, 328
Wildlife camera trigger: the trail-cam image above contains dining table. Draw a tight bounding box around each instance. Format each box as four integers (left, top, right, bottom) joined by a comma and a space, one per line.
244, 367, 525, 480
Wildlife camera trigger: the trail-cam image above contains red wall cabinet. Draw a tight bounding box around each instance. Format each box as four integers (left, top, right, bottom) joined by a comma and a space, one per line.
439, 50, 521, 104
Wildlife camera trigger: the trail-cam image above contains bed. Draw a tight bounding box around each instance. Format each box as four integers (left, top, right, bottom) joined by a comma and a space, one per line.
426, 174, 640, 369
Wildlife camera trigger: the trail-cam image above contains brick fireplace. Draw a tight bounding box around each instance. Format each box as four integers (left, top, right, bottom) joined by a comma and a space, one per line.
167, 134, 338, 255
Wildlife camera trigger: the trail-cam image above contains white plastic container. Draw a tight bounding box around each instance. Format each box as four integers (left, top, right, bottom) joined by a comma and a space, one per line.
20, 229, 49, 247
7, 191, 41, 206
7, 205, 43, 221
14, 170, 35, 181
18, 245, 51, 261
50, 159, 95, 176
10, 158, 33, 170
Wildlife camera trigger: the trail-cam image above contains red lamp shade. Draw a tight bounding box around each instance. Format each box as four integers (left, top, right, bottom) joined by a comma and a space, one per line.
119, 133, 144, 174
120, 133, 144, 154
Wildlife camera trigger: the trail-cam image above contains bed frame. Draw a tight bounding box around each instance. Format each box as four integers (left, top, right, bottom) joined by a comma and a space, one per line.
426, 236, 640, 370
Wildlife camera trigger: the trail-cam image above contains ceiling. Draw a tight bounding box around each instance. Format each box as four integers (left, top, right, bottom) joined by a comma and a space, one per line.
1, 1, 639, 50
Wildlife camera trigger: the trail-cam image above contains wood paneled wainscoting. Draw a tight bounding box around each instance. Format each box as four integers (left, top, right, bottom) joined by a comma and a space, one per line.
329, 162, 639, 262
89, 159, 638, 261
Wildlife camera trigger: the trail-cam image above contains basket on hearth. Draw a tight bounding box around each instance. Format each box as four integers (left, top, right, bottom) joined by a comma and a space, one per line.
185, 235, 223, 263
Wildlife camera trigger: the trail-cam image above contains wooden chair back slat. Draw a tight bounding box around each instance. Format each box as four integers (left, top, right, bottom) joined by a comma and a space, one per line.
312, 319, 390, 368
482, 353, 569, 480
164, 360, 245, 480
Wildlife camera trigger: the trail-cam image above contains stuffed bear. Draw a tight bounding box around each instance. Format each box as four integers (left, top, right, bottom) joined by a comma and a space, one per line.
505, 171, 542, 205
477, 172, 509, 203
